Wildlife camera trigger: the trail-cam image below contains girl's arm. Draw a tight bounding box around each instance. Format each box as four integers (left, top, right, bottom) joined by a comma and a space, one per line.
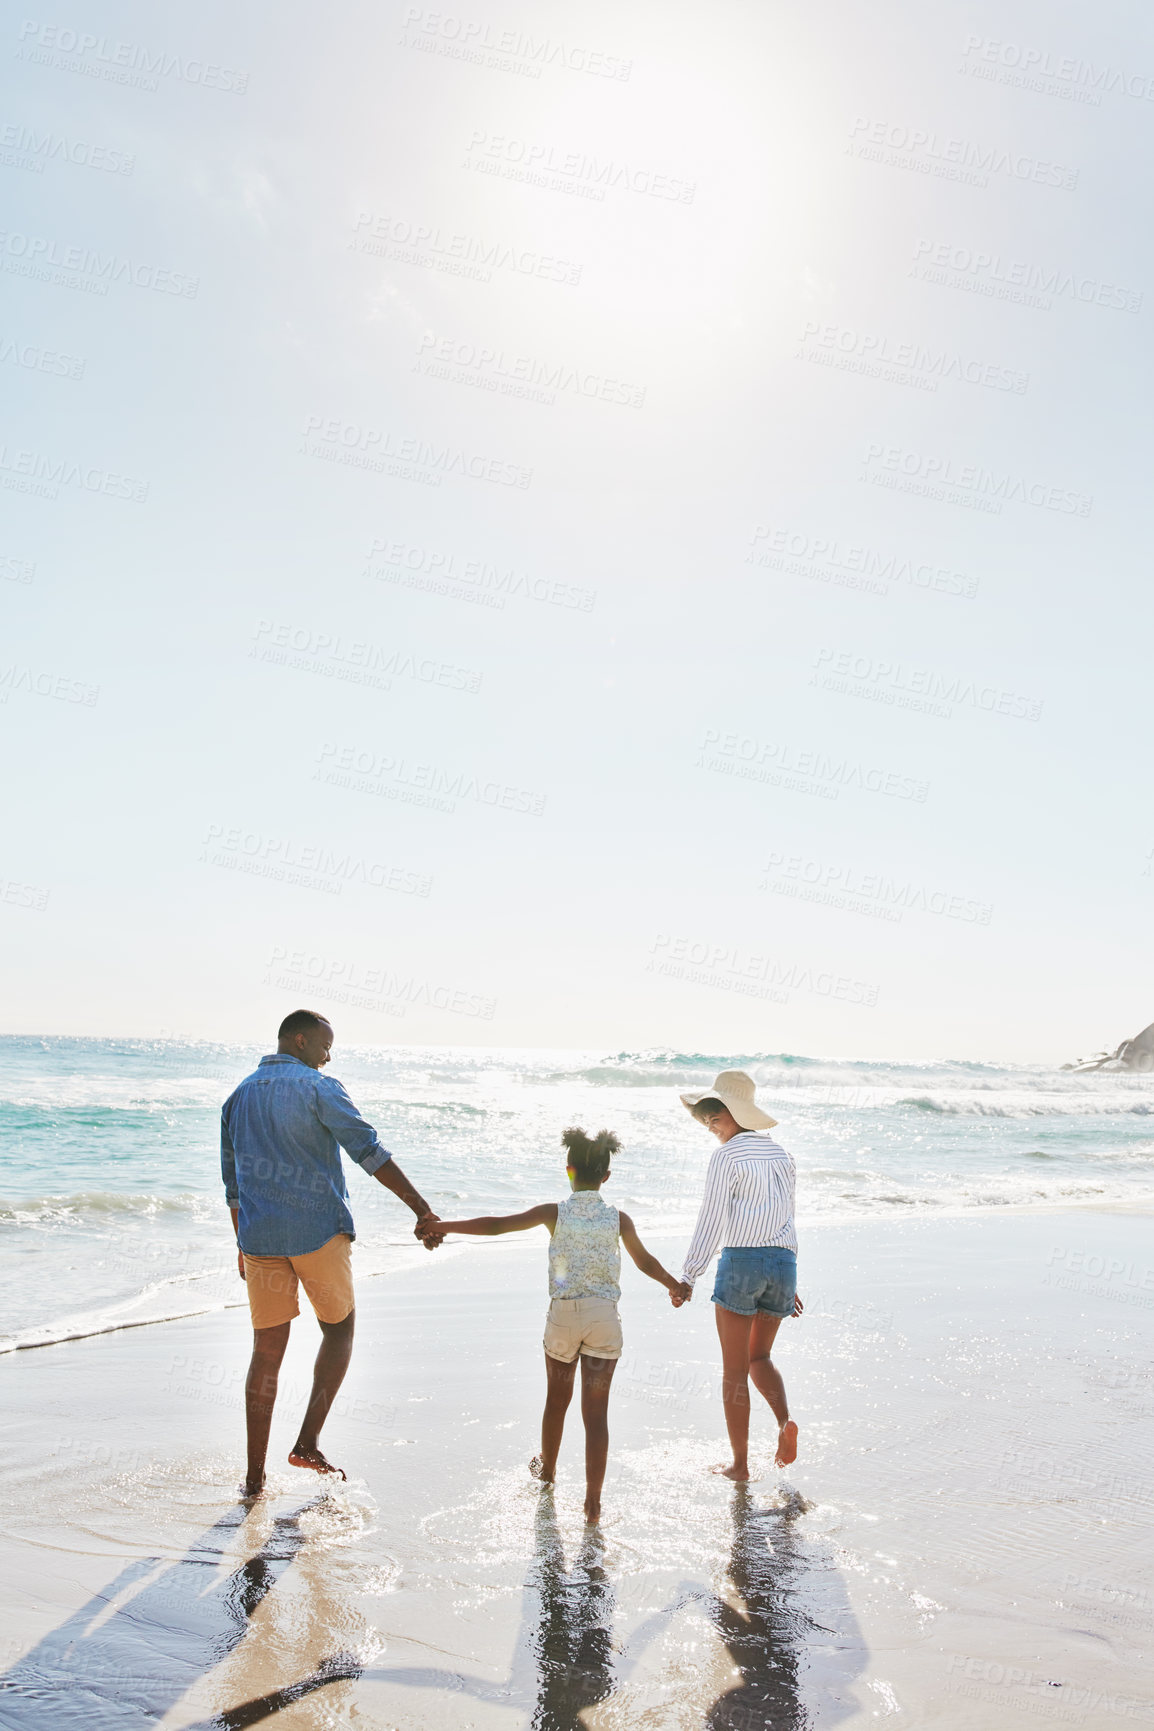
418, 1203, 557, 1244
619, 1211, 691, 1306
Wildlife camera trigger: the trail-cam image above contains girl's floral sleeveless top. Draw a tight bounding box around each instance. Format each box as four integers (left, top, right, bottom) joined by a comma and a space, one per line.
548, 1191, 621, 1301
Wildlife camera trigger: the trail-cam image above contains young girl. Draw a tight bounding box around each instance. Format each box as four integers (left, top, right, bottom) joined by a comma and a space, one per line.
421, 1127, 688, 1522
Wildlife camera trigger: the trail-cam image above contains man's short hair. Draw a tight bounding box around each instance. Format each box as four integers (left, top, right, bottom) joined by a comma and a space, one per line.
690, 1096, 725, 1123
278, 1008, 332, 1040
561, 1125, 620, 1182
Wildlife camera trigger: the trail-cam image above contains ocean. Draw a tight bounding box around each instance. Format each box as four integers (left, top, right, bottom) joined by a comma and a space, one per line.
3, 1037, 1153, 1353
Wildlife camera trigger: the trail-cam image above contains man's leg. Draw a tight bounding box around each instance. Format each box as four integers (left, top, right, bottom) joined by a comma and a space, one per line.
531, 1351, 577, 1483
747, 1312, 797, 1466
578, 1354, 617, 1523
288, 1310, 355, 1477
713, 1303, 756, 1481
244, 1321, 291, 1496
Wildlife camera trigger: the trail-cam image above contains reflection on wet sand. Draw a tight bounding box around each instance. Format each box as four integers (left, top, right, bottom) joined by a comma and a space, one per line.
529, 1494, 615, 1729
705, 1488, 810, 1729
357, 1488, 619, 1724
0, 1481, 862, 1728
0, 1499, 359, 1730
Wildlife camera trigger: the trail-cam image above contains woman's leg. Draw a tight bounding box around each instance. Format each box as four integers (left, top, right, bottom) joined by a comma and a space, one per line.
747, 1311, 797, 1465
578, 1353, 617, 1522
533, 1351, 577, 1482
713, 1304, 756, 1480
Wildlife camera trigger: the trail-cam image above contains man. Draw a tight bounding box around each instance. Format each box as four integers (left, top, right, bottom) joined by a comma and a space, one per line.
221, 1009, 438, 1496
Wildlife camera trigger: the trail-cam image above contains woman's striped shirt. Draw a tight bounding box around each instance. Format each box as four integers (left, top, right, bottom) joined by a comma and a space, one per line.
681, 1131, 797, 1285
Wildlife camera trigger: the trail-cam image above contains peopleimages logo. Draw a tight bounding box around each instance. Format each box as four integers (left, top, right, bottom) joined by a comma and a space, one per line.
959, 34, 1154, 104
351, 211, 583, 287
811, 646, 1044, 722
15, 20, 249, 93
0, 229, 198, 298
300, 415, 532, 490
0, 121, 134, 175
648, 933, 880, 1008
794, 322, 1028, 395
201, 825, 432, 898
463, 130, 696, 204
267, 945, 497, 1021
696, 728, 930, 804
0, 442, 148, 503
847, 116, 1079, 189
910, 238, 1141, 314
860, 442, 1092, 517
399, 9, 632, 81
747, 524, 978, 600
0, 334, 85, 380
761, 850, 993, 926
315, 742, 547, 817
365, 536, 595, 613
415, 330, 646, 408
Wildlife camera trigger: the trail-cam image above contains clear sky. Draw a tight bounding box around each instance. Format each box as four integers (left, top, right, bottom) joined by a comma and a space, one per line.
2, 0, 1151, 1060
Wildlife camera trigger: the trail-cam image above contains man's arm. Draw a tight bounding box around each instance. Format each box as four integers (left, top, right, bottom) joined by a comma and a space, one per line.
314, 1076, 440, 1242
619, 1211, 691, 1306
418, 1203, 557, 1244
372, 1157, 436, 1224
229, 1205, 244, 1281
222, 1108, 244, 1280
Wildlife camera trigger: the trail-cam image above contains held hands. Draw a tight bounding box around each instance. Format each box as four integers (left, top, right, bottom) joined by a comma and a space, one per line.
793, 1291, 804, 1317
669, 1280, 692, 1308
415, 1211, 444, 1251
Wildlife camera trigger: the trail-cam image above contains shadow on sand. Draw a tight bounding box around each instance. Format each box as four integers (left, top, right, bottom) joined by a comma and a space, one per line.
704, 1487, 822, 1730
360, 1483, 864, 1728
0, 1498, 361, 1730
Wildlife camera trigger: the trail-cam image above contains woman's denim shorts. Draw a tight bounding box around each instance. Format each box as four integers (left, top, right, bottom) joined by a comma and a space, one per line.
712, 1247, 797, 1317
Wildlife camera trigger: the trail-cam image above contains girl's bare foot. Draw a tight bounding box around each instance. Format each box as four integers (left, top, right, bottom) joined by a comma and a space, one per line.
710, 1462, 751, 1481
529, 1455, 554, 1482
288, 1446, 346, 1479
775, 1420, 798, 1467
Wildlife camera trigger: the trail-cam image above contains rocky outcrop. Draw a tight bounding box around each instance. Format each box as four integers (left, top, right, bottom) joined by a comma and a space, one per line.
1064, 1021, 1154, 1072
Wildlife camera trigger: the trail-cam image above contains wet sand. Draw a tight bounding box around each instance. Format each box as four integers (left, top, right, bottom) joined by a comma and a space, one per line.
1, 1209, 1152, 1728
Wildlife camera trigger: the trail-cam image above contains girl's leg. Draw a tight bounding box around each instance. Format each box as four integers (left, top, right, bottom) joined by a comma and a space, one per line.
533, 1351, 577, 1482
578, 1354, 617, 1522
747, 1311, 796, 1465
713, 1303, 757, 1480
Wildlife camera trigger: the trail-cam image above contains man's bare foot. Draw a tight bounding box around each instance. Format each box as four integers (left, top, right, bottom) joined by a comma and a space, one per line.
529, 1455, 554, 1483
583, 1501, 601, 1524
288, 1446, 346, 1479
775, 1420, 798, 1467
241, 1474, 265, 1499
710, 1463, 751, 1481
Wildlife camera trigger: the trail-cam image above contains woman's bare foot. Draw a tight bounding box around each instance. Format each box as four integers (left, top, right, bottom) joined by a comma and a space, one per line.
710, 1462, 751, 1481
529, 1455, 555, 1483
288, 1446, 346, 1479
241, 1474, 265, 1499
583, 1500, 601, 1523
775, 1419, 798, 1467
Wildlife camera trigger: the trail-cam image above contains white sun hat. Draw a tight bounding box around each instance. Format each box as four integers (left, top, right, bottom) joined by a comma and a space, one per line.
679, 1069, 777, 1130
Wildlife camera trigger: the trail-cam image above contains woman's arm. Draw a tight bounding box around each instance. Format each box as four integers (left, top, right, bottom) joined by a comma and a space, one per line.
418, 1203, 557, 1244
619, 1212, 691, 1305
680, 1145, 729, 1288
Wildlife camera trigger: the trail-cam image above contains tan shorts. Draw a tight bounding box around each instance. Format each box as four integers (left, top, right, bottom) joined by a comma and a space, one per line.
543, 1296, 623, 1363
243, 1233, 354, 1331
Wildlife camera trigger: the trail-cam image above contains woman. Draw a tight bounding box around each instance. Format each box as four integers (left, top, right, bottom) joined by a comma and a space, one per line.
679, 1070, 802, 1478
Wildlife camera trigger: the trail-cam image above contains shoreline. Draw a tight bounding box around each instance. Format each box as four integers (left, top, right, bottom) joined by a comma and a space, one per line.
5, 1195, 1152, 1357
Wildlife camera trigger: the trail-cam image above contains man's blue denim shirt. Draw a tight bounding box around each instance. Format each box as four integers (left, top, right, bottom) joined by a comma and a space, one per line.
221, 1054, 391, 1256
